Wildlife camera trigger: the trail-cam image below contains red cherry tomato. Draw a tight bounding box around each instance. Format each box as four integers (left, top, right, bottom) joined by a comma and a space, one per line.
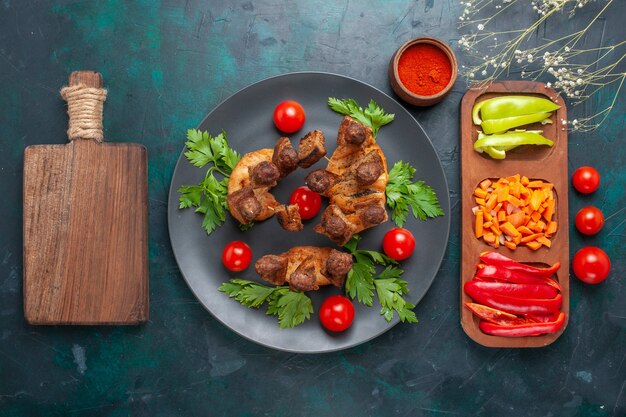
319, 295, 354, 332
289, 186, 322, 220
273, 100, 306, 133
573, 246, 610, 284
222, 241, 252, 272
382, 228, 416, 261
572, 166, 600, 194
575, 206, 604, 235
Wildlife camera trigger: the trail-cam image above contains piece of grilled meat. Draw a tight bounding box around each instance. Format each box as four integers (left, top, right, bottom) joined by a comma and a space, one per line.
272, 137, 299, 178
307, 116, 388, 244
249, 161, 280, 187
297, 130, 326, 168
274, 204, 304, 232
227, 132, 326, 230
228, 149, 280, 224
255, 247, 353, 291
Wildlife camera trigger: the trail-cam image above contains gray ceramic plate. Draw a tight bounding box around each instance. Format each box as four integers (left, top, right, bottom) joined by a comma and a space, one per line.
168, 72, 450, 353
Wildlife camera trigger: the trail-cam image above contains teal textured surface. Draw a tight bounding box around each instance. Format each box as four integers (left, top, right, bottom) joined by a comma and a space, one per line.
0, 1, 624, 416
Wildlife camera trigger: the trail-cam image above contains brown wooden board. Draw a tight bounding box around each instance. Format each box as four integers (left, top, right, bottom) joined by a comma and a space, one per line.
23, 71, 149, 325
460, 80, 568, 347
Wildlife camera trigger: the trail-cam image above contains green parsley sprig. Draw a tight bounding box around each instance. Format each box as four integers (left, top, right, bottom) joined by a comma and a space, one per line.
219, 279, 313, 329
386, 161, 444, 227
344, 235, 418, 323
328, 98, 395, 137
178, 129, 246, 235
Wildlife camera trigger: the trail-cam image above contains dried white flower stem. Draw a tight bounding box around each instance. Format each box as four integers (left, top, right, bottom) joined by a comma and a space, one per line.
458, 0, 623, 131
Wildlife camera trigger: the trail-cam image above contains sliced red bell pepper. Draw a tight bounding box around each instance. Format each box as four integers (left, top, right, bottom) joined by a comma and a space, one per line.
479, 312, 566, 337
479, 251, 560, 278
464, 303, 528, 326
525, 312, 561, 323
464, 281, 562, 315
468, 281, 559, 299
475, 264, 561, 291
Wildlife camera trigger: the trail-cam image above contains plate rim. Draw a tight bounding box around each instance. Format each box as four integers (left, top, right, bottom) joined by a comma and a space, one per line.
167, 71, 451, 353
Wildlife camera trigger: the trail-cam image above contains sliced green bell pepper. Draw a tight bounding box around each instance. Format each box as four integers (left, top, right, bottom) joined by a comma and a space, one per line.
474, 144, 516, 160
482, 146, 506, 159
472, 95, 560, 124
474, 131, 554, 159
472, 100, 486, 125
481, 112, 552, 134
475, 131, 553, 149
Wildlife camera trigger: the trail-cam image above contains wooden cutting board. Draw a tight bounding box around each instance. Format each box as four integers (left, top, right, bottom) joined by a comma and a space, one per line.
459, 80, 569, 348
23, 71, 148, 325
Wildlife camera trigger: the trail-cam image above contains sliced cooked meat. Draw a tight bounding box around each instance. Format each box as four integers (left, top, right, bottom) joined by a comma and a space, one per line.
324, 250, 353, 285
355, 151, 384, 185
315, 205, 355, 245
255, 246, 350, 290
228, 148, 278, 223
314, 116, 388, 244
324, 216, 346, 238
275, 204, 304, 232
305, 169, 339, 194
252, 188, 280, 221
359, 205, 387, 225
297, 130, 327, 168
272, 137, 299, 177
239, 198, 261, 222
338, 116, 368, 146
323, 214, 347, 238
226, 186, 261, 224
356, 161, 383, 185
254, 254, 289, 285
288, 257, 319, 292
249, 161, 280, 187
227, 132, 326, 226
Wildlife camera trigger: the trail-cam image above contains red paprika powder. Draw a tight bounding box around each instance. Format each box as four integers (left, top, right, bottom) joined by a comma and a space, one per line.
398, 43, 452, 96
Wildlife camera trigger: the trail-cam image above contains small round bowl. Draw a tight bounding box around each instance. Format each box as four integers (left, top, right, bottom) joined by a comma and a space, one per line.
388, 36, 458, 107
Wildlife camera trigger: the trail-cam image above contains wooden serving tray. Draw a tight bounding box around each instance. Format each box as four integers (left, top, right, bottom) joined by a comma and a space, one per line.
460, 80, 569, 348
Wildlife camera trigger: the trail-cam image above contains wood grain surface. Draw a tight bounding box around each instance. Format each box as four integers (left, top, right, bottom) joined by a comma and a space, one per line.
460, 80, 569, 348
23, 71, 148, 325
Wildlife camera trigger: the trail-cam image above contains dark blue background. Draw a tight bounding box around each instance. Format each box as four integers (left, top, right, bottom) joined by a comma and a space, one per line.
0, 1, 624, 416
